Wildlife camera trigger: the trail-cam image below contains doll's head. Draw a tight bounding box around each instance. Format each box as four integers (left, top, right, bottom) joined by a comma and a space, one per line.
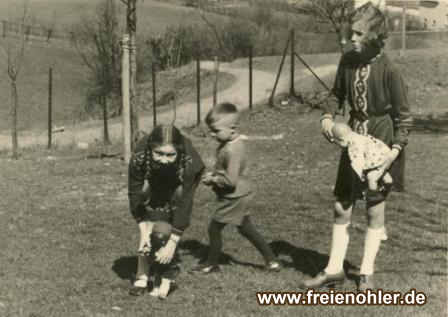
347, 2, 388, 59
205, 102, 239, 144
150, 221, 172, 253
331, 122, 355, 148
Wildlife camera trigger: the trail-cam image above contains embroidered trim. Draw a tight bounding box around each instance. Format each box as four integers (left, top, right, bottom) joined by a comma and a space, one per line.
353, 64, 371, 135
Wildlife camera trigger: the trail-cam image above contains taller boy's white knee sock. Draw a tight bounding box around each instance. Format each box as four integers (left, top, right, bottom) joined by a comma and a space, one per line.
134, 254, 149, 287
360, 227, 387, 275
325, 223, 350, 274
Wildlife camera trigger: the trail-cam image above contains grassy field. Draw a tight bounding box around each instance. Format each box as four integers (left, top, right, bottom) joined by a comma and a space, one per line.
0, 98, 446, 316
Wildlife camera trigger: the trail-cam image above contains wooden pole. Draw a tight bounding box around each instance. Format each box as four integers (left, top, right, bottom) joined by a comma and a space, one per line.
3, 20, 6, 38
290, 28, 295, 96
47, 29, 52, 42
48, 68, 53, 149
269, 35, 290, 106
249, 45, 253, 111
213, 56, 219, 107
400, 0, 406, 57
152, 62, 157, 128
196, 57, 201, 125
122, 34, 132, 164
11, 81, 18, 159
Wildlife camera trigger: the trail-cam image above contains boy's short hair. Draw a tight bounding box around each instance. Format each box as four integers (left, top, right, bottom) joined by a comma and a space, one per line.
205, 102, 239, 126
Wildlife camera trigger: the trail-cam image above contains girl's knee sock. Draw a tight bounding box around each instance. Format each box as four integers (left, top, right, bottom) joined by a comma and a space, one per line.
360, 227, 387, 275
325, 222, 350, 274
134, 254, 149, 287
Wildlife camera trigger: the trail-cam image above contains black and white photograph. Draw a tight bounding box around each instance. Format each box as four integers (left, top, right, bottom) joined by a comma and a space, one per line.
0, 0, 446, 315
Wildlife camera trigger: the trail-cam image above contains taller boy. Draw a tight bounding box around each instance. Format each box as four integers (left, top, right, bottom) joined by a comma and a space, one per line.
303, 2, 412, 291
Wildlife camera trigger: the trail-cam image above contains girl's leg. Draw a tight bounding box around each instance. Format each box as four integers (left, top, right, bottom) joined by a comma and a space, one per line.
360, 201, 387, 277
206, 220, 227, 265
236, 216, 277, 263
302, 200, 354, 288
324, 200, 353, 274
132, 254, 149, 289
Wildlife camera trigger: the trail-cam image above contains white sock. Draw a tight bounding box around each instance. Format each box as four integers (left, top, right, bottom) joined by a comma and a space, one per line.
134, 254, 149, 287
360, 227, 387, 275
157, 278, 172, 298
325, 223, 350, 274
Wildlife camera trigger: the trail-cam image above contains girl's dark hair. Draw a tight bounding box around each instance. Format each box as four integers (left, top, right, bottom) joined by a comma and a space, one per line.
348, 2, 388, 49
144, 124, 187, 184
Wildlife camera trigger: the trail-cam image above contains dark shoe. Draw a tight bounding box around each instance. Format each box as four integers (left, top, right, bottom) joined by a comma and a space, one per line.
358, 274, 375, 292
189, 263, 220, 274
301, 271, 345, 289
265, 260, 282, 272
129, 286, 146, 296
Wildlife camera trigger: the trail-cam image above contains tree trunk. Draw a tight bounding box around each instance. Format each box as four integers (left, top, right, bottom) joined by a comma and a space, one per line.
129, 33, 139, 147
102, 90, 111, 145
11, 81, 18, 159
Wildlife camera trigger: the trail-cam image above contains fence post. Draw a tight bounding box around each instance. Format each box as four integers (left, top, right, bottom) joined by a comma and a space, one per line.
249, 45, 253, 111
48, 68, 53, 149
290, 28, 295, 96
269, 34, 291, 107
400, 0, 406, 57
122, 34, 131, 164
47, 29, 52, 42
3, 20, 6, 38
213, 56, 219, 107
152, 62, 157, 128
26, 26, 30, 41
196, 56, 201, 125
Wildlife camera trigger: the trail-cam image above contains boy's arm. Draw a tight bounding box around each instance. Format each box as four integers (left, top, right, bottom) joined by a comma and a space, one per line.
212, 145, 242, 191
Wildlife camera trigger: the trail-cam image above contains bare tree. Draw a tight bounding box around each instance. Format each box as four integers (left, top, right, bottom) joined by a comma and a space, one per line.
294, 0, 354, 53
71, 0, 122, 145
0, 1, 30, 159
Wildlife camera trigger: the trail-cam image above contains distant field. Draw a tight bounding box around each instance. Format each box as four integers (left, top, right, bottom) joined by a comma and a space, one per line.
0, 0, 231, 39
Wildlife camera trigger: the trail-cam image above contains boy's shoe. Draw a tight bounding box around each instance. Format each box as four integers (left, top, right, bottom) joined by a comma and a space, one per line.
129, 286, 146, 296
189, 263, 220, 274
265, 260, 282, 272
301, 271, 346, 289
357, 274, 375, 292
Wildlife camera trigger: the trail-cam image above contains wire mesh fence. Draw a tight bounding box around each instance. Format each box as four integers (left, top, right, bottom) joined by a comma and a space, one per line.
0, 24, 447, 152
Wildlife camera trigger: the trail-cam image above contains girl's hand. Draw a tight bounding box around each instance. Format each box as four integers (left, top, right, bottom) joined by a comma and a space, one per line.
155, 239, 177, 264
321, 118, 335, 143
201, 172, 215, 186
138, 222, 152, 256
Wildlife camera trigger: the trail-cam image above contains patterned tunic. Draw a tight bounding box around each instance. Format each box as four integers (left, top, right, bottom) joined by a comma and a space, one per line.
128, 135, 205, 236
323, 51, 413, 199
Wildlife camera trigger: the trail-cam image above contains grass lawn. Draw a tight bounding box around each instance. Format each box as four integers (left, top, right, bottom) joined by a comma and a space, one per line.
0, 101, 446, 315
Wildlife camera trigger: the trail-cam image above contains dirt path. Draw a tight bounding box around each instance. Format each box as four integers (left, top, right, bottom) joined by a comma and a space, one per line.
0, 60, 336, 150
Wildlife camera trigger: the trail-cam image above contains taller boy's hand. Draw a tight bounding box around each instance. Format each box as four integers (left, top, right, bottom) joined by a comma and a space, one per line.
321, 118, 335, 143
